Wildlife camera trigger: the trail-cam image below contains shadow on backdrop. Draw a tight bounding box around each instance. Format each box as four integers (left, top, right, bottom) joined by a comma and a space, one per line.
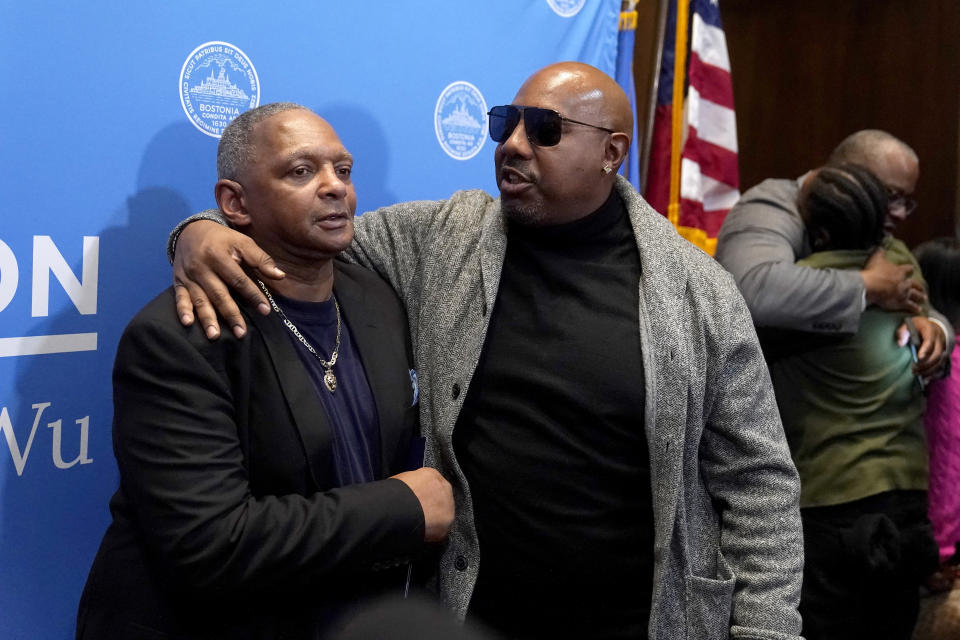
2, 121, 214, 640
319, 103, 398, 214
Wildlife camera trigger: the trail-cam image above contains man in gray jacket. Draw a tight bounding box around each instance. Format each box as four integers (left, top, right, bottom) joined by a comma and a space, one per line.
170, 62, 804, 640
715, 130, 950, 375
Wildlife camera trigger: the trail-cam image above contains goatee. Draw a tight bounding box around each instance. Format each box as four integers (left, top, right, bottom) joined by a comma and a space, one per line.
502, 201, 547, 226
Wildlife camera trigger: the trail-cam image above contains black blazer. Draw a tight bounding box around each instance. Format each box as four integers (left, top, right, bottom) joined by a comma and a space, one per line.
77, 262, 425, 640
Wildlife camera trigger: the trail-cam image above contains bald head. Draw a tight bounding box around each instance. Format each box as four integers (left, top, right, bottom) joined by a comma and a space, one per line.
828, 129, 918, 193
829, 130, 918, 167
827, 129, 919, 231
517, 62, 634, 141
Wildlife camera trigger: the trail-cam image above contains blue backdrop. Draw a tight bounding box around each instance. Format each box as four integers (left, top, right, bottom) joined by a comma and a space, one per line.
0, 1, 620, 636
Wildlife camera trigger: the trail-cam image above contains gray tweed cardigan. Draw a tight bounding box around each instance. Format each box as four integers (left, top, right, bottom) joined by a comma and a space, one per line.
171, 176, 804, 639
346, 176, 803, 640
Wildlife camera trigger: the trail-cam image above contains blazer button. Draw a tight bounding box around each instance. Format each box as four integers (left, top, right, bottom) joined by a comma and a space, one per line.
452, 383, 461, 400
454, 555, 468, 571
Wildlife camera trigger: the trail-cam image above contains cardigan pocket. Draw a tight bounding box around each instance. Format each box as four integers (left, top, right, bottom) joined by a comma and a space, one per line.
685, 552, 735, 640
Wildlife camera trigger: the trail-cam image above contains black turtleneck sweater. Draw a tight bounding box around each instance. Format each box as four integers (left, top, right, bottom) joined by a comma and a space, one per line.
453, 189, 652, 639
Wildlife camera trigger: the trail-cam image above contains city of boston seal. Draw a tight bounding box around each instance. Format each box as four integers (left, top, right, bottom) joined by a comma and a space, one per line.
180, 41, 260, 138
546, 0, 587, 17
434, 81, 487, 161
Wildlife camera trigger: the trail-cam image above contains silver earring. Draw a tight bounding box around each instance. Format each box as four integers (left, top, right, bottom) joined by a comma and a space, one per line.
602, 165, 612, 174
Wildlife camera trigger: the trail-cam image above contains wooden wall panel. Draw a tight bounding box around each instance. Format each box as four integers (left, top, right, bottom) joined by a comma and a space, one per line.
719, 0, 960, 247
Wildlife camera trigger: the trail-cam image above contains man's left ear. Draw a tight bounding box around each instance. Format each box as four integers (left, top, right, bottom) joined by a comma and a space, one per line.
604, 132, 631, 173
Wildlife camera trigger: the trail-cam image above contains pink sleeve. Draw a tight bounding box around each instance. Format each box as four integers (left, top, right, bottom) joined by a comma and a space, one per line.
924, 346, 960, 562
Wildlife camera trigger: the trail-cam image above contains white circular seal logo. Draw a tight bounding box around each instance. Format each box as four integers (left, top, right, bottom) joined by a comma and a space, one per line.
180, 41, 260, 138
434, 81, 487, 161
546, 0, 586, 17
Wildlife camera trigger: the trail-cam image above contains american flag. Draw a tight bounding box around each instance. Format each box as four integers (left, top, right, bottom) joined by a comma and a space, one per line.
644, 0, 739, 255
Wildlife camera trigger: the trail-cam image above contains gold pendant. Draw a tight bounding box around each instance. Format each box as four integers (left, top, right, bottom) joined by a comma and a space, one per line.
323, 369, 337, 392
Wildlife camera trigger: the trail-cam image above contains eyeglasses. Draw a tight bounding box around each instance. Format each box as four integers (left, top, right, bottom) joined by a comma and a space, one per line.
886, 188, 917, 216
487, 105, 615, 147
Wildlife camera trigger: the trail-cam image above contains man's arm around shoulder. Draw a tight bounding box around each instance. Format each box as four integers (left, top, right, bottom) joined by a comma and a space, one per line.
716, 191, 865, 334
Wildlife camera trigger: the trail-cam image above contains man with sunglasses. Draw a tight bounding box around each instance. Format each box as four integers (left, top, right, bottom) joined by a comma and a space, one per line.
716, 130, 953, 376
167, 62, 804, 639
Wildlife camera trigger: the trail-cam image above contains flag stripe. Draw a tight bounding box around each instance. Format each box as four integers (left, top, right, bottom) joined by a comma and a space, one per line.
684, 127, 739, 185
686, 86, 738, 153
680, 157, 741, 211
688, 51, 734, 110
645, 105, 675, 215
691, 12, 730, 71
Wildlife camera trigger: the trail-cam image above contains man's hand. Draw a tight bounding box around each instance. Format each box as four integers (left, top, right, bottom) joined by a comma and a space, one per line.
896, 315, 947, 378
173, 220, 284, 339
862, 249, 925, 315
391, 467, 454, 543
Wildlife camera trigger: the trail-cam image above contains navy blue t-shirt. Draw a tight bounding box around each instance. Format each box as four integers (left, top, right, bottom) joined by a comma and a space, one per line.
271, 292, 381, 486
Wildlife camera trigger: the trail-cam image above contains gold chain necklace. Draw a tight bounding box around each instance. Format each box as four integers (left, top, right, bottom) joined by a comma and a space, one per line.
256, 280, 341, 392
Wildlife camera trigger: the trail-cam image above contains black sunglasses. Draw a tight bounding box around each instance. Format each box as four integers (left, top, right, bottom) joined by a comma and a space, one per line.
487, 105, 616, 147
